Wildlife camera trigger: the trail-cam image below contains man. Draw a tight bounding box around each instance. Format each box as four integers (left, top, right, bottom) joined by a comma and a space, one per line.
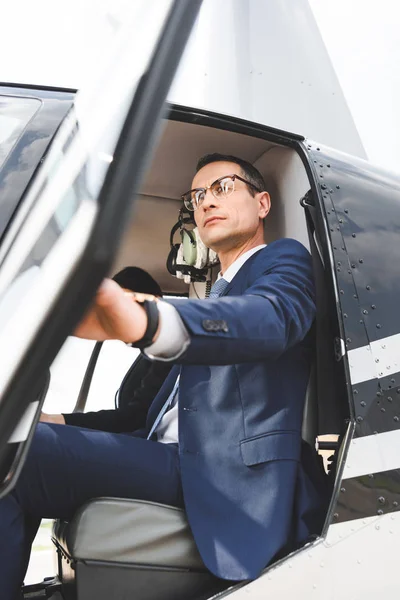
41, 267, 172, 432
1, 154, 325, 599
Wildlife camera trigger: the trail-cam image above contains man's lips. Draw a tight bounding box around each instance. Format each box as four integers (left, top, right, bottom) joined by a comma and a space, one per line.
203, 216, 225, 227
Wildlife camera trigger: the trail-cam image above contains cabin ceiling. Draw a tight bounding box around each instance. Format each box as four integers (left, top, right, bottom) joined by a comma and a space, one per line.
141, 119, 275, 200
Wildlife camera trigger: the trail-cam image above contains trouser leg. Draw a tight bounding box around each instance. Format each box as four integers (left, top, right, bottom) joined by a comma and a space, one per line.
0, 422, 181, 600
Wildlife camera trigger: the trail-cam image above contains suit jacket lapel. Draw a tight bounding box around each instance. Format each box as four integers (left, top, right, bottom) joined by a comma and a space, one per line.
146, 364, 180, 431
221, 247, 265, 297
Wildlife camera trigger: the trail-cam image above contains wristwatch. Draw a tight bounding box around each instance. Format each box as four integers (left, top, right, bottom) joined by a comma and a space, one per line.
125, 293, 160, 349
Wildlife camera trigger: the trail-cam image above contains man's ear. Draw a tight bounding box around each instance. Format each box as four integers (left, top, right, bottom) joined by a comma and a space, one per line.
258, 191, 271, 219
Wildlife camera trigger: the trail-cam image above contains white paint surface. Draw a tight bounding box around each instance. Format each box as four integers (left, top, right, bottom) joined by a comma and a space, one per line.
342, 429, 400, 480
348, 333, 400, 385
226, 513, 400, 599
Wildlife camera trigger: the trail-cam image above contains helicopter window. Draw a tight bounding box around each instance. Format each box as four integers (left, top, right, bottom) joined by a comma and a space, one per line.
0, 96, 40, 171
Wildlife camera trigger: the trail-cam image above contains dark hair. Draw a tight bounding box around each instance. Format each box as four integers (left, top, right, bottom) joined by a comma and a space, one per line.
196, 153, 265, 196
112, 267, 162, 296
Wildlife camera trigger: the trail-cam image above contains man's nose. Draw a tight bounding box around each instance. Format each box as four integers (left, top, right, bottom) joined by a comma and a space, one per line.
201, 188, 219, 211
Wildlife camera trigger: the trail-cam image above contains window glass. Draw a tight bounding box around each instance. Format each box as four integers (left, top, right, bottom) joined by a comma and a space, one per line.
0, 0, 175, 402
0, 96, 40, 169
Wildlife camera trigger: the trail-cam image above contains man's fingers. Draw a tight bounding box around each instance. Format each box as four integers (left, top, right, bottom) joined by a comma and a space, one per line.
96, 278, 122, 307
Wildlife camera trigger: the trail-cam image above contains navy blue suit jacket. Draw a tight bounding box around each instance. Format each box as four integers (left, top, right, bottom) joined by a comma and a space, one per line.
145, 239, 325, 581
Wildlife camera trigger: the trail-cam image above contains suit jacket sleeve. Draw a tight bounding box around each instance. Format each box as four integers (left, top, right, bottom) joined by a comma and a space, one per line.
63, 402, 149, 432
165, 239, 315, 365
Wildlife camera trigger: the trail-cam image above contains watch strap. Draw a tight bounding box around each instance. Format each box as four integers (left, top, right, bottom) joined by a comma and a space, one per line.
130, 300, 159, 349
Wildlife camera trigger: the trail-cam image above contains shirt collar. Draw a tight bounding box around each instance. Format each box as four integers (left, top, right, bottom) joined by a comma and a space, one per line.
219, 244, 267, 283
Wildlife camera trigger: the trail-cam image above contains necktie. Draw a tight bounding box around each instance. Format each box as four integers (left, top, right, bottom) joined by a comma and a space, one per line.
208, 277, 229, 298
148, 277, 229, 441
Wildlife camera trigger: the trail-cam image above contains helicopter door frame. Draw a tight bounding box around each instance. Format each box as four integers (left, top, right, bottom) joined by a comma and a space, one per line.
0, 0, 203, 498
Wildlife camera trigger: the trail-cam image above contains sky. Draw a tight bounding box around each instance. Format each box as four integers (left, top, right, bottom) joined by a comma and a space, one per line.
2, 0, 400, 412
309, 0, 400, 173
1, 0, 399, 172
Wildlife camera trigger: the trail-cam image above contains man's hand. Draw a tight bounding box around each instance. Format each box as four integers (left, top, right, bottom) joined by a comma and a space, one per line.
40, 413, 66, 425
74, 278, 149, 343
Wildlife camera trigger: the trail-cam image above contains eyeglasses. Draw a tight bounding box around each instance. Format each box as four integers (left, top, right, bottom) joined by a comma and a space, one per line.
181, 174, 262, 212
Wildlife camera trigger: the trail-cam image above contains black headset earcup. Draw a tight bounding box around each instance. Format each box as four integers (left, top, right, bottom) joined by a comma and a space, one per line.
166, 243, 180, 275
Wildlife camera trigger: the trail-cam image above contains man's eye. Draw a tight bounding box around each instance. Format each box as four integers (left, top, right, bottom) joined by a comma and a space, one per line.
194, 190, 204, 203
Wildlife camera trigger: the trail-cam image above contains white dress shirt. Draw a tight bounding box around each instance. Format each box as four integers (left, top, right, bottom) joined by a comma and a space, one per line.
146, 244, 267, 444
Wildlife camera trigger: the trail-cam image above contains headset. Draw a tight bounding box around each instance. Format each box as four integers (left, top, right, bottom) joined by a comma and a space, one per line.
166, 207, 219, 283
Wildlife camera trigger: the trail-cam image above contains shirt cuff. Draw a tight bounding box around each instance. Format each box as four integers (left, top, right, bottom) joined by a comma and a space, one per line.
144, 300, 190, 361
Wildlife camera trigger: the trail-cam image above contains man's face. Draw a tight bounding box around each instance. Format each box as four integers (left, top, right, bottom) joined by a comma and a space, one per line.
192, 161, 269, 252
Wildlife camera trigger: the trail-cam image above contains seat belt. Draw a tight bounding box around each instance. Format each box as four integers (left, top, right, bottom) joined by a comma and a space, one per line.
72, 342, 103, 413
